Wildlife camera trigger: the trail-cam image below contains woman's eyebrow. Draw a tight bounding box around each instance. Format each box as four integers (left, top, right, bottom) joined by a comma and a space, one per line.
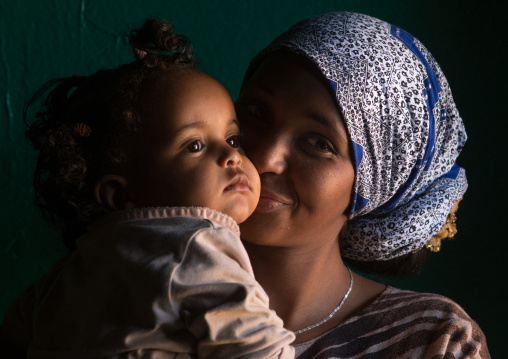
307, 112, 348, 143
242, 81, 274, 98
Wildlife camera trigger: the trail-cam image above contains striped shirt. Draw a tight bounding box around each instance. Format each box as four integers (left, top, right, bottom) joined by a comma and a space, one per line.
294, 287, 489, 358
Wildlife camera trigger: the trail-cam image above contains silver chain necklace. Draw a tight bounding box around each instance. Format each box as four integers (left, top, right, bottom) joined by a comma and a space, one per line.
294, 268, 353, 335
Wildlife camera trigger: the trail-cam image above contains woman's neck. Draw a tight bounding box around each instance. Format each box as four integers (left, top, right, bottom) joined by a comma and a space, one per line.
244, 238, 387, 344
244, 239, 351, 339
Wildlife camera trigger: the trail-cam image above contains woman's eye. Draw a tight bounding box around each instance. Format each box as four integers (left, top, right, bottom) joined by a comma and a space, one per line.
303, 136, 337, 154
185, 140, 204, 153
226, 135, 241, 148
246, 104, 264, 118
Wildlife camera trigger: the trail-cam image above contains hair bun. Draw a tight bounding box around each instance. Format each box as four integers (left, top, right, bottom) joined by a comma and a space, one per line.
129, 19, 194, 64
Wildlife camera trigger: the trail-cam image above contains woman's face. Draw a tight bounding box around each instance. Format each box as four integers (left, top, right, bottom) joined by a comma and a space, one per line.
236, 52, 355, 249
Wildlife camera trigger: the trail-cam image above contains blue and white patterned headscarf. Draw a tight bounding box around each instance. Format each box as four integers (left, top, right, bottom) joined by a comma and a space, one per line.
243, 12, 467, 261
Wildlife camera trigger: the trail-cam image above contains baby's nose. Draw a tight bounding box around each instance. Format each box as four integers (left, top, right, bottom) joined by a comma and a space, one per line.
218, 145, 242, 168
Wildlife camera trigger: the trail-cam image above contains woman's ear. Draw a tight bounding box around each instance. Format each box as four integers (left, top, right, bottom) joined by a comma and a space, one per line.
94, 175, 136, 211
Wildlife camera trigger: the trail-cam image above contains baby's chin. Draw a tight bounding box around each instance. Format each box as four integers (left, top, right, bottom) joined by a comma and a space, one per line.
226, 202, 257, 225
228, 209, 252, 225
220, 194, 259, 224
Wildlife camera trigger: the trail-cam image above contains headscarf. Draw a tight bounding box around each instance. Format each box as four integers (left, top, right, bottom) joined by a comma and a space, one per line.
242, 12, 467, 261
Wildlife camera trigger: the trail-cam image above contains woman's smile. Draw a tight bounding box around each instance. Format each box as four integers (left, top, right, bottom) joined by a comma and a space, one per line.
256, 187, 293, 213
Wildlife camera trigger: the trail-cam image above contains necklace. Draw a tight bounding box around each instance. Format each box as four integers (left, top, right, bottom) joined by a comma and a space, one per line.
294, 268, 353, 335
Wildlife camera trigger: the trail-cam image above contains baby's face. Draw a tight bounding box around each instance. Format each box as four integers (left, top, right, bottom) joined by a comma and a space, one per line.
129, 71, 260, 224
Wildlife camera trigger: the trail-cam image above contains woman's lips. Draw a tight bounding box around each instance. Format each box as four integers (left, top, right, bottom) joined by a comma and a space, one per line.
255, 189, 292, 213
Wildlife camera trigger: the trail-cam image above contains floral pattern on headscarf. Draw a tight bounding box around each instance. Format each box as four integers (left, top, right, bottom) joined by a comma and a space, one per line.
243, 12, 467, 260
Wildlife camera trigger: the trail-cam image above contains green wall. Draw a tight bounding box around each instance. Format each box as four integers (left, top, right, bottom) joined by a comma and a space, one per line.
1, 0, 505, 356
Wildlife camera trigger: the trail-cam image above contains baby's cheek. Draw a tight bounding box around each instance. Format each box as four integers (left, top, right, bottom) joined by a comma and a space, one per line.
244, 159, 261, 197
168, 176, 211, 208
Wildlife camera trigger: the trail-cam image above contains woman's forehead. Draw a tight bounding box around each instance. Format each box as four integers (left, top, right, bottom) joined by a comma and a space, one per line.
239, 51, 350, 152
243, 52, 340, 110
245, 51, 327, 86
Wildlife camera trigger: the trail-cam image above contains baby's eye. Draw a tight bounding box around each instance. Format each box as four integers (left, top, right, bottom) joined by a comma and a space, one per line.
185, 140, 204, 153
226, 135, 241, 148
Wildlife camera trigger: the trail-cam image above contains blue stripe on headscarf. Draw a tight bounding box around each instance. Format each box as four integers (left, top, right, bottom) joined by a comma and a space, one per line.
380, 26, 441, 210
328, 79, 369, 214
328, 79, 338, 95
439, 163, 461, 180
390, 26, 441, 107
350, 141, 369, 213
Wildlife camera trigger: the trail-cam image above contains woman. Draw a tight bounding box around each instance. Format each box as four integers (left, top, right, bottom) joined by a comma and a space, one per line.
235, 12, 489, 358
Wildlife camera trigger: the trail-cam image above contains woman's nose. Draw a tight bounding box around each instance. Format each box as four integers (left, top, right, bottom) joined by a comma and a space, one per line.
245, 132, 288, 175
218, 144, 242, 168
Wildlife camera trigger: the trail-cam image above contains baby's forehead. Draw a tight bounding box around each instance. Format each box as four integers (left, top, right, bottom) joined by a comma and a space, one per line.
139, 71, 236, 135
138, 69, 218, 107
153, 68, 215, 89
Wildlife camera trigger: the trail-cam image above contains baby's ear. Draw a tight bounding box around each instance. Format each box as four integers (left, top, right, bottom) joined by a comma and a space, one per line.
94, 175, 136, 211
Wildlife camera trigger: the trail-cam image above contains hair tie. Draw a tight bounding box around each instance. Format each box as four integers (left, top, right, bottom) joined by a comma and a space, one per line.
133, 48, 147, 60
74, 122, 91, 138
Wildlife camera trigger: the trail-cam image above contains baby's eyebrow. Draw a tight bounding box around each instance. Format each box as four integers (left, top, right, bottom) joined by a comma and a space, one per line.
173, 121, 206, 136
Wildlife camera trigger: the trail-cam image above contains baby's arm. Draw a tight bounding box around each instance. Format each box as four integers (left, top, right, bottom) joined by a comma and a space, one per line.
170, 226, 295, 359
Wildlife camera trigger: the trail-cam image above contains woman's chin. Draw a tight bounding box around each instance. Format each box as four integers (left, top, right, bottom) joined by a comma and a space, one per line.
239, 211, 293, 247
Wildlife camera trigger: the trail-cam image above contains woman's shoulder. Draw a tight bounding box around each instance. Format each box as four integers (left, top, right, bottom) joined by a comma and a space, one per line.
295, 287, 490, 359
367, 286, 473, 318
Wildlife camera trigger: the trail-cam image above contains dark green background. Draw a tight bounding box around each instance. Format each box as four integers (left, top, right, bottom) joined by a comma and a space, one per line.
1, 0, 505, 356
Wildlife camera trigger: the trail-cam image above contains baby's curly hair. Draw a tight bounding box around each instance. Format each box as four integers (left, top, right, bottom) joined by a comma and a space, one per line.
25, 19, 197, 250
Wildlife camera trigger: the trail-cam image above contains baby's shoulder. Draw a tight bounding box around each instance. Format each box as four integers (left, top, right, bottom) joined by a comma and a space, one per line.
93, 206, 240, 237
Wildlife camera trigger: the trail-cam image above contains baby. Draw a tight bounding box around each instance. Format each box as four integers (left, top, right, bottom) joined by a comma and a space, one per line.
1, 19, 294, 358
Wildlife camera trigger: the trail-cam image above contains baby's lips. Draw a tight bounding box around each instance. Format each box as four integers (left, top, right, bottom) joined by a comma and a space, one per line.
224, 173, 250, 192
